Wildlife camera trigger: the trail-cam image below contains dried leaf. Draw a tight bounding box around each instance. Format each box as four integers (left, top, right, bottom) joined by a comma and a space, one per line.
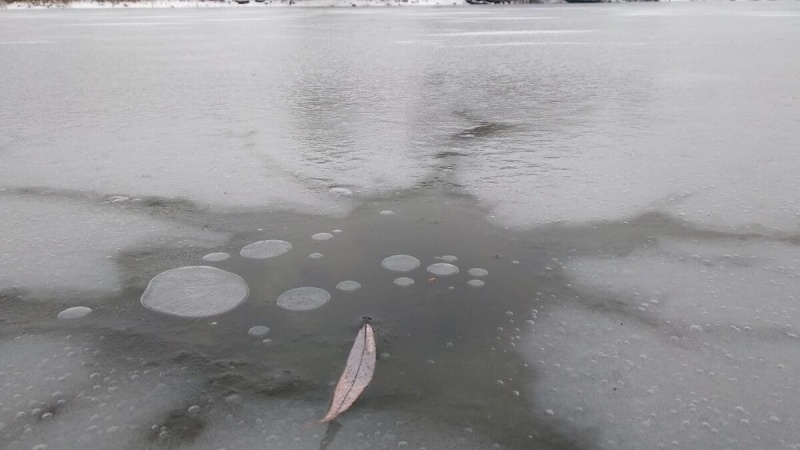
320, 323, 376, 423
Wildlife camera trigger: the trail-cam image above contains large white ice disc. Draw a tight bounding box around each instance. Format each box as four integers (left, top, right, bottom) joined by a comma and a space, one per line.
141, 266, 249, 317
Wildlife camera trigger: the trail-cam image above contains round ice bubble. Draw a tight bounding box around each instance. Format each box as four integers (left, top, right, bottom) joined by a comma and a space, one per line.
467, 268, 489, 277
248, 326, 270, 337
427, 263, 459, 277
467, 279, 485, 288
393, 277, 414, 287
380, 210, 395, 215
308, 253, 324, 259
440, 255, 458, 262
58, 306, 92, 320
312, 233, 333, 241
277, 287, 330, 311
240, 240, 292, 259
382, 255, 420, 272
336, 281, 361, 292
202, 252, 230, 262
141, 266, 249, 317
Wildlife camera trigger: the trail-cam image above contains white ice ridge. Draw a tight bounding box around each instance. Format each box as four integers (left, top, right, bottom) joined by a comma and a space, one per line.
0, 195, 228, 299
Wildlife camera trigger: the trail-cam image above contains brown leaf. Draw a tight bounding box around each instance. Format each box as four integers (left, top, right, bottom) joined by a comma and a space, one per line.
320, 322, 376, 423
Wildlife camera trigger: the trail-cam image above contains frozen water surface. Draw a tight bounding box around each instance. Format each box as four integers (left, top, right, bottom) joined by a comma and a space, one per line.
381, 255, 421, 273
276, 287, 331, 311
141, 266, 249, 317
3, 4, 800, 450
240, 240, 292, 259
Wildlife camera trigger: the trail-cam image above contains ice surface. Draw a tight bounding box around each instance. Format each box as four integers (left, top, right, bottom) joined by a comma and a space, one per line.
393, 277, 415, 287
57, 306, 93, 319
513, 235, 800, 449
140, 266, 249, 318
0, 195, 227, 299
565, 237, 800, 328
0, 335, 193, 450
276, 287, 330, 312
467, 268, 489, 278
335, 281, 361, 292
240, 240, 292, 259
201, 252, 230, 262
427, 263, 459, 277
381, 255, 421, 273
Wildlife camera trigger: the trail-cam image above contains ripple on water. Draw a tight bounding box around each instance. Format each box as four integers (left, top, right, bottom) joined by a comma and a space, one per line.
393, 277, 415, 287
336, 281, 361, 292
382, 255, 421, 272
240, 240, 292, 259
248, 326, 270, 337
57, 306, 92, 320
202, 252, 230, 262
312, 233, 334, 241
467, 279, 485, 288
277, 287, 330, 311
467, 268, 489, 277
427, 263, 459, 276
141, 266, 249, 317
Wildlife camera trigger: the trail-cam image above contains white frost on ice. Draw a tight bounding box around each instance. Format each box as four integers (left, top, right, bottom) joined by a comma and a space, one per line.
0, 195, 227, 299
240, 240, 292, 259
276, 287, 330, 311
141, 266, 249, 317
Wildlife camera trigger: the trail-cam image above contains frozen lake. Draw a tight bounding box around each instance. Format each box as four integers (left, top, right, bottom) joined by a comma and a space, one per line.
1, 3, 800, 449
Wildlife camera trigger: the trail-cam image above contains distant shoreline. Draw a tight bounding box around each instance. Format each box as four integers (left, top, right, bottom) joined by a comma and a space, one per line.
1, 0, 473, 9
3, 0, 650, 10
